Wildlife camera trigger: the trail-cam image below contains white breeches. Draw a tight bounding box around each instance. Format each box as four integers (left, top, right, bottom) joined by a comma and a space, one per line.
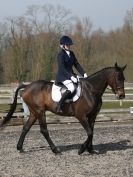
62, 80, 75, 93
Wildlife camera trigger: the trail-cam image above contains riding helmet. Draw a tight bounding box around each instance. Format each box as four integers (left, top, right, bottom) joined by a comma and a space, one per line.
60, 36, 73, 45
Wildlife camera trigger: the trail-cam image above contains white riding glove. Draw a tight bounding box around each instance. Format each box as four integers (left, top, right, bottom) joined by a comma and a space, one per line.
71, 76, 78, 83
84, 73, 87, 78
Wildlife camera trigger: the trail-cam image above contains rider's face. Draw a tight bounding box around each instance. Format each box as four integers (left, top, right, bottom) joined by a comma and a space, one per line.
64, 44, 71, 51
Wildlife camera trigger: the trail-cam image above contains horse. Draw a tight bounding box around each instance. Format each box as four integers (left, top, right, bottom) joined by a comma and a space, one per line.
1, 62, 126, 155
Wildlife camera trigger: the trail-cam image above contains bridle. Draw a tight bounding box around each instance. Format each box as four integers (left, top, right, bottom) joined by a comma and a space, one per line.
112, 70, 124, 94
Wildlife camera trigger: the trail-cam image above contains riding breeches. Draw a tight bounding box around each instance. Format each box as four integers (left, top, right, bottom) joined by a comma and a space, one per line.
62, 80, 75, 93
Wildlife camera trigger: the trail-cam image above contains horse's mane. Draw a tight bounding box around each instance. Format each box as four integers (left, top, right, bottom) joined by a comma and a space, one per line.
87, 67, 114, 79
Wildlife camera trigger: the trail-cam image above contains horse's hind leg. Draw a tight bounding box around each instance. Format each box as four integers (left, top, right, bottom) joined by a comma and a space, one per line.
17, 114, 36, 152
38, 114, 61, 154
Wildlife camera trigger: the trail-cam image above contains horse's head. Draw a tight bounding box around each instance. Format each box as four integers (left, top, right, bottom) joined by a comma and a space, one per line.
108, 62, 126, 99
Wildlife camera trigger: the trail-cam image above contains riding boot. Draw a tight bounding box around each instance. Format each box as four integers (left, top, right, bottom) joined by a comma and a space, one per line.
57, 90, 71, 113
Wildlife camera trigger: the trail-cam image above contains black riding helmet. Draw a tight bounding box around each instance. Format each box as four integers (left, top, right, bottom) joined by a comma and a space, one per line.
60, 36, 73, 45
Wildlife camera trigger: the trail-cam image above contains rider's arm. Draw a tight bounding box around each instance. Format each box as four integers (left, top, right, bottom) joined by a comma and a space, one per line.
71, 51, 86, 77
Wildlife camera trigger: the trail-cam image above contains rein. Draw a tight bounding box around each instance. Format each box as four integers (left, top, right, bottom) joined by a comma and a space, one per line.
84, 68, 124, 95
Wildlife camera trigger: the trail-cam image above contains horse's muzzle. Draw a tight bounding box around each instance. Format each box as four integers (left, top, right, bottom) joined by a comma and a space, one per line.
116, 89, 125, 99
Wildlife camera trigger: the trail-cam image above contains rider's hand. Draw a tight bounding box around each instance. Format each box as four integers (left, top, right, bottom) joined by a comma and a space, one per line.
71, 76, 78, 83
84, 73, 87, 78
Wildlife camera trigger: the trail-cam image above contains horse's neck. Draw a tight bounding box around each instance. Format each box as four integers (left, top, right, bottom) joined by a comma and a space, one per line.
86, 69, 108, 95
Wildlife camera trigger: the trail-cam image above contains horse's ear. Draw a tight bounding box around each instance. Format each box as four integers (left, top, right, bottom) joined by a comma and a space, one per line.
114, 62, 118, 68
121, 64, 127, 71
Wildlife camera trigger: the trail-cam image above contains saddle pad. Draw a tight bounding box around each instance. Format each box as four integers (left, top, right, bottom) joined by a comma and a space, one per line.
51, 83, 81, 102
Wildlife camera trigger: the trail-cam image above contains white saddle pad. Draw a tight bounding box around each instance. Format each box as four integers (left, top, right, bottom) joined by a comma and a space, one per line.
51, 83, 81, 102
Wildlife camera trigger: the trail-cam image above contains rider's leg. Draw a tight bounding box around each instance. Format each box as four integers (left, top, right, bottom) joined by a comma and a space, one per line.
57, 90, 71, 113
57, 80, 75, 113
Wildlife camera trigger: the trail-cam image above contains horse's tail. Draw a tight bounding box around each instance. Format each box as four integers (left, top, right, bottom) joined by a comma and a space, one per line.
1, 84, 27, 126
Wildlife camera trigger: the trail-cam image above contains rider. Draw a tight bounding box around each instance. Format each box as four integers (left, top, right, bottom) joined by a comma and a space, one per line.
55, 35, 87, 113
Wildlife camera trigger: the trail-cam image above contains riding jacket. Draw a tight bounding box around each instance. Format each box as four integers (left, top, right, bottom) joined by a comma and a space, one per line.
55, 49, 85, 83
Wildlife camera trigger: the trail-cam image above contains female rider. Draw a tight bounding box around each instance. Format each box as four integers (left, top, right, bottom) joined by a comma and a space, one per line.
55, 35, 87, 113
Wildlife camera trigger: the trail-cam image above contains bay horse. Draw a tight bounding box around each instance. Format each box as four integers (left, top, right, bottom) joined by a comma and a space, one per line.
1, 63, 126, 155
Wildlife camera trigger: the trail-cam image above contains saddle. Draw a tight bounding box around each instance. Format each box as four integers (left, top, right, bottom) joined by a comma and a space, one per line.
51, 82, 81, 103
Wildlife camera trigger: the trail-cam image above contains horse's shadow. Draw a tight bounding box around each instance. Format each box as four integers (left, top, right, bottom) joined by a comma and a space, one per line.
57, 139, 132, 154
94, 139, 132, 154
26, 139, 132, 154
57, 140, 132, 154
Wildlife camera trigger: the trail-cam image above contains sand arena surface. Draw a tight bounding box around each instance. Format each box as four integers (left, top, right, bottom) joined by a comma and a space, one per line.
0, 122, 133, 177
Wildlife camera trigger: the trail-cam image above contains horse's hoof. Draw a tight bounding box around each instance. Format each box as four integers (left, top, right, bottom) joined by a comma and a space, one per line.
17, 145, 23, 151
52, 147, 61, 154
88, 149, 99, 155
78, 148, 85, 155
17, 147, 24, 153
19, 149, 25, 153
78, 144, 86, 155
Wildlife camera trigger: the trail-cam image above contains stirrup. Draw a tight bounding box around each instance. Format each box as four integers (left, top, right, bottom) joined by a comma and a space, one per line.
56, 105, 63, 113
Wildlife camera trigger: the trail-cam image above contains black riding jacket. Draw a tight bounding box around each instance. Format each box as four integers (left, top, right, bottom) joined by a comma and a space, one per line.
55, 49, 85, 82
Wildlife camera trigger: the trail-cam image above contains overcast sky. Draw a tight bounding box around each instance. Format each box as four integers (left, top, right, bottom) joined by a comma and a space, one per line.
0, 0, 133, 31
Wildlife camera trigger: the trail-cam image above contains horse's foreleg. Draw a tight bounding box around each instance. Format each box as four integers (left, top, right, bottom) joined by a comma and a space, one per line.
38, 115, 61, 154
86, 121, 95, 153
86, 114, 99, 154
78, 116, 92, 155
17, 115, 36, 152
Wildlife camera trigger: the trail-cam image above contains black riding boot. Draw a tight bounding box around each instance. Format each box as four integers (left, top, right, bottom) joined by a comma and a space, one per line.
57, 90, 71, 113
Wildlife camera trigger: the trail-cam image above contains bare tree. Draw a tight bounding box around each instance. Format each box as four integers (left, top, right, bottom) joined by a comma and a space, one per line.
1, 4, 133, 82
72, 17, 92, 73
24, 4, 73, 80
2, 17, 33, 82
